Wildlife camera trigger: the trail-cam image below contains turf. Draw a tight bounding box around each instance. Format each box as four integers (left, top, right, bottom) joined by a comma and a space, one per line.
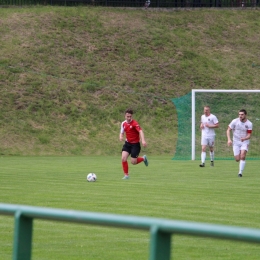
1, 156, 260, 259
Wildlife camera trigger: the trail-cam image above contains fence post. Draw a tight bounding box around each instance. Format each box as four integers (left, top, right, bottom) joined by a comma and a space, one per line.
149, 225, 171, 260
13, 211, 33, 260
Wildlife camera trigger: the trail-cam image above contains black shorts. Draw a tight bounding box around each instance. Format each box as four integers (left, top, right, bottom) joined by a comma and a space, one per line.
122, 142, 141, 158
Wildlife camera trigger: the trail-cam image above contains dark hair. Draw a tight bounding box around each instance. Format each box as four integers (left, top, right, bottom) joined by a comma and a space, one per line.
239, 109, 247, 115
125, 109, 133, 114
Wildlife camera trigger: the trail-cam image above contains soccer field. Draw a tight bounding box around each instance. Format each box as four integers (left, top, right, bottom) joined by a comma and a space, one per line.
1, 156, 260, 259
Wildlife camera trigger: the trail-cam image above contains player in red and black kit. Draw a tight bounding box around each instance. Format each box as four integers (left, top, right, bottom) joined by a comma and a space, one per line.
119, 109, 148, 179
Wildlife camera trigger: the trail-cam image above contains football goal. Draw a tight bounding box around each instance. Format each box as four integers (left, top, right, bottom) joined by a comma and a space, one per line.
172, 89, 260, 160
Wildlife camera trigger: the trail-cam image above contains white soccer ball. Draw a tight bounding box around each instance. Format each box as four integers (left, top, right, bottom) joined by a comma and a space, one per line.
87, 173, 97, 182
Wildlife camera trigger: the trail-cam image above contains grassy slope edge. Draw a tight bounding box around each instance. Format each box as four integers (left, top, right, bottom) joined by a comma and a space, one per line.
0, 7, 260, 155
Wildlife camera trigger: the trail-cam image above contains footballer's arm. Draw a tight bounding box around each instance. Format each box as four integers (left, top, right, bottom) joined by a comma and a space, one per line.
139, 130, 147, 147
241, 132, 252, 142
119, 133, 124, 142
205, 122, 219, 128
226, 127, 232, 146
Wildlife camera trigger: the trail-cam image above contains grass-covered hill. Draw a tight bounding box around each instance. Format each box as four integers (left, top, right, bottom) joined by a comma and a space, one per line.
0, 7, 260, 156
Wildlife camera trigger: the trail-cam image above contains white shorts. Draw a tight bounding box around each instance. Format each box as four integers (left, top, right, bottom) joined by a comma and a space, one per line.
201, 136, 215, 147
233, 142, 249, 156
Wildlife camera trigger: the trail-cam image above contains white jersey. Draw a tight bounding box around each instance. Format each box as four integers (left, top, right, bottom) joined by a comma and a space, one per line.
201, 114, 219, 137
228, 118, 253, 143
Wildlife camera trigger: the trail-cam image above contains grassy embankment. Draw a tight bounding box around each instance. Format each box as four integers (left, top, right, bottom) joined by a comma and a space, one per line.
0, 7, 260, 156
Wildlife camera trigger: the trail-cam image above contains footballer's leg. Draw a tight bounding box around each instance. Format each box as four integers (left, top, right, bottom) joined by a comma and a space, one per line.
130, 143, 147, 166
200, 137, 207, 167
200, 145, 206, 167
233, 144, 242, 177
238, 148, 247, 177
121, 143, 131, 179
209, 138, 215, 167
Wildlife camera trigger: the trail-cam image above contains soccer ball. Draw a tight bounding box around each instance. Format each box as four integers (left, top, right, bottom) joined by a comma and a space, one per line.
87, 173, 97, 182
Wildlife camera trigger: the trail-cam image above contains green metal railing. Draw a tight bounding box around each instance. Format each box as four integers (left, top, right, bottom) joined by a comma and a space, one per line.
1, 203, 260, 260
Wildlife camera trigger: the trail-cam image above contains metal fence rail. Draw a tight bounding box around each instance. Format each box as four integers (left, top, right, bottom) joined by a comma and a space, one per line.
0, 0, 259, 7
1, 203, 260, 260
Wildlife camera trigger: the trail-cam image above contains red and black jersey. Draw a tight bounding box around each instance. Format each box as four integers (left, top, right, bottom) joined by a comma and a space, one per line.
120, 120, 142, 144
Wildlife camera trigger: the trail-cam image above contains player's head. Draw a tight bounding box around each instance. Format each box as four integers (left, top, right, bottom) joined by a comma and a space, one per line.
239, 109, 247, 115
125, 109, 133, 122
238, 109, 247, 122
125, 109, 133, 115
204, 106, 210, 116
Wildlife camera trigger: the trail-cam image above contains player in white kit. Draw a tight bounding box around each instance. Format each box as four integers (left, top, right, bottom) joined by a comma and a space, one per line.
199, 106, 219, 167
227, 109, 253, 177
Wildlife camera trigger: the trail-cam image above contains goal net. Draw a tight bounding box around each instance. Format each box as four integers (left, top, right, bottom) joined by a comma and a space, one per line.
172, 90, 260, 160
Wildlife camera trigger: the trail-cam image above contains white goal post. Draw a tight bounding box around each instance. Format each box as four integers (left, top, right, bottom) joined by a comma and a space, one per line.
191, 89, 260, 160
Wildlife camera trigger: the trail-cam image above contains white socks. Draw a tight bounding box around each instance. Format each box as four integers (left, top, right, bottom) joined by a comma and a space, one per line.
239, 160, 246, 174
201, 152, 214, 163
210, 151, 214, 161
201, 152, 206, 163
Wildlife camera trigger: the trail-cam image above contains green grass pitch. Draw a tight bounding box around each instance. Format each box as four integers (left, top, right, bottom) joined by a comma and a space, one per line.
1, 156, 260, 259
